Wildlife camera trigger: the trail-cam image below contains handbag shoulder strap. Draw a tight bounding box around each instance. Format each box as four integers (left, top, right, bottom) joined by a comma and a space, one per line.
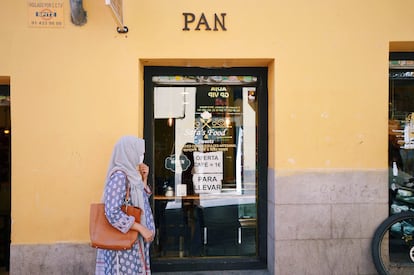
111, 170, 131, 204
125, 181, 131, 202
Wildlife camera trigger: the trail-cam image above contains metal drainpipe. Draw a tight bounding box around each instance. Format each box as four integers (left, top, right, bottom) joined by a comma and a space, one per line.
70, 0, 87, 26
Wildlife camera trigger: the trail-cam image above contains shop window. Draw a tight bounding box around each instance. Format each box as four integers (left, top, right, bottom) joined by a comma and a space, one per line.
144, 67, 267, 272
389, 54, 414, 189
387, 53, 414, 265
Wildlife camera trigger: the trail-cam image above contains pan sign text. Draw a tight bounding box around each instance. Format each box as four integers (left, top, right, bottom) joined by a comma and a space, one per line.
183, 12, 227, 31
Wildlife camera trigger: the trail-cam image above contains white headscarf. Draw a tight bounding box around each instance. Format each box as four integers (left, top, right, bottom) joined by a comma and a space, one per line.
104, 136, 147, 227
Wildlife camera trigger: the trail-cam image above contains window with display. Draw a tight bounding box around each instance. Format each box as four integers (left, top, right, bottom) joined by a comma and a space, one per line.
144, 67, 267, 272
387, 53, 414, 266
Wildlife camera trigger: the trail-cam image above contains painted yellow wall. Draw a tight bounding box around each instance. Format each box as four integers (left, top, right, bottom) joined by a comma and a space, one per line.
0, 0, 412, 243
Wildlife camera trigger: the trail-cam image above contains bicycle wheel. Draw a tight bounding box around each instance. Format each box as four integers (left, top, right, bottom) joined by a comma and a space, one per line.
372, 211, 414, 275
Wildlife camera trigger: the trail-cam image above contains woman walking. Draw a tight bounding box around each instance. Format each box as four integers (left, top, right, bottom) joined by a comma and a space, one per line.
95, 136, 155, 275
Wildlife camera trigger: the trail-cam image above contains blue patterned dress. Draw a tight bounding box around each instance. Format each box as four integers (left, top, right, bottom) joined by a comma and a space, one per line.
96, 171, 155, 275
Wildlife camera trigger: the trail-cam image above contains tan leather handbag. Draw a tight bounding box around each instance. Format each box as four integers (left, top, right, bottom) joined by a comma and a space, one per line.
89, 182, 142, 250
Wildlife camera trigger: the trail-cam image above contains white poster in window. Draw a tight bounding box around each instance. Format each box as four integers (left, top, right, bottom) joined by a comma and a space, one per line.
154, 87, 188, 119
193, 151, 223, 193
193, 173, 223, 194
193, 151, 222, 174
176, 184, 187, 197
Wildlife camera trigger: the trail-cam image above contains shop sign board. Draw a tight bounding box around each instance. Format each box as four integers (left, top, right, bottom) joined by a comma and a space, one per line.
105, 0, 123, 26
182, 13, 227, 31
27, 0, 64, 28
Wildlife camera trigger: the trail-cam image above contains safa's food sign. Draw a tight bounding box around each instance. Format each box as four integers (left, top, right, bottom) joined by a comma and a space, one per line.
195, 86, 239, 144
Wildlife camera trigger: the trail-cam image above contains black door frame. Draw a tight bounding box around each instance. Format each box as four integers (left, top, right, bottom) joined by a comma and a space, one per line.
144, 66, 268, 272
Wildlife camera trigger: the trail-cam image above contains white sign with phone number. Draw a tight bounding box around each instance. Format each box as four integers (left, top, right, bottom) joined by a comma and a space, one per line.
28, 0, 64, 28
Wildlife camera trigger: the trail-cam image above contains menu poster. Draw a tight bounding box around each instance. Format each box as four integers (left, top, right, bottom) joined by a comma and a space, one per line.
193, 151, 223, 194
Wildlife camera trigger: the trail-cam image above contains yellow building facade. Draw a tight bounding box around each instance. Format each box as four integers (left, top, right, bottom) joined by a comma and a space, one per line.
1, 0, 414, 274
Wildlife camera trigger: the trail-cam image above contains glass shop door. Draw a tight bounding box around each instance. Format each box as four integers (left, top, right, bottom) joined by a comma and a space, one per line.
144, 67, 268, 272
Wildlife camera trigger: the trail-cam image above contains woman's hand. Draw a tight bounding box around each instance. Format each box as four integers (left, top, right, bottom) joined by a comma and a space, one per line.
131, 222, 155, 243
140, 225, 155, 243
137, 163, 149, 182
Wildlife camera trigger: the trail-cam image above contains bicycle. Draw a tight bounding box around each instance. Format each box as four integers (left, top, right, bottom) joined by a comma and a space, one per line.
371, 181, 414, 275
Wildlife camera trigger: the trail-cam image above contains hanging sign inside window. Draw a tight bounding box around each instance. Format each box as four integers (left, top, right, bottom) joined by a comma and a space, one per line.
193, 151, 222, 174
193, 173, 223, 193
27, 0, 64, 28
193, 151, 223, 194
